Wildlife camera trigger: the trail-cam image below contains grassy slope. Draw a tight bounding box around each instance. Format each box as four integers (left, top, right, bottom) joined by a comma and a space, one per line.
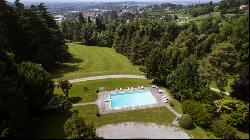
51, 43, 142, 81
54, 78, 152, 103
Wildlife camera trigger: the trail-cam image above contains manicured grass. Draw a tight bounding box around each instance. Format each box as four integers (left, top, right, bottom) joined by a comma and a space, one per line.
51, 43, 143, 81
35, 105, 176, 139
54, 78, 152, 103
74, 105, 175, 127
36, 104, 211, 139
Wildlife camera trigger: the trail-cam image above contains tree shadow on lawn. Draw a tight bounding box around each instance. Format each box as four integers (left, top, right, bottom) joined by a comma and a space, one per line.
69, 97, 82, 104
77, 42, 111, 48
50, 57, 83, 79
34, 107, 79, 138
63, 57, 83, 64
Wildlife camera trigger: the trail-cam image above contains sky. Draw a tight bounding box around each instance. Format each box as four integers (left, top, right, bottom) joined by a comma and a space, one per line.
6, 0, 221, 3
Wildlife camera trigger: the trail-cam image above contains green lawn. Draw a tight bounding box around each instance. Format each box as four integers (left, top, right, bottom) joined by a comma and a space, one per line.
36, 104, 211, 139
35, 105, 176, 139
51, 43, 143, 81
54, 78, 152, 103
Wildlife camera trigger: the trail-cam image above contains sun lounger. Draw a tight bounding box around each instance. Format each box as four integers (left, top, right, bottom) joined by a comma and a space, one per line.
162, 100, 168, 103
138, 86, 141, 90
127, 87, 130, 90
131, 87, 134, 90
162, 97, 168, 100
159, 90, 163, 93
141, 86, 144, 89
104, 99, 111, 102
120, 88, 122, 91
161, 95, 167, 98
116, 88, 119, 92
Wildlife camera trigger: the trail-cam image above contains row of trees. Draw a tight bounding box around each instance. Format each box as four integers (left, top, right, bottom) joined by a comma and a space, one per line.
60, 13, 120, 47
0, 0, 71, 138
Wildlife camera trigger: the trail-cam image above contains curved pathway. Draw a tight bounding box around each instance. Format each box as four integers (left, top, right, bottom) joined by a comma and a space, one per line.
66, 74, 147, 84
72, 101, 96, 107
96, 122, 190, 139
210, 87, 230, 96
56, 75, 229, 96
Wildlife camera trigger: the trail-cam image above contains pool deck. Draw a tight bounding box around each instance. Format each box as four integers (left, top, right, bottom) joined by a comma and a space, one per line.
97, 87, 167, 114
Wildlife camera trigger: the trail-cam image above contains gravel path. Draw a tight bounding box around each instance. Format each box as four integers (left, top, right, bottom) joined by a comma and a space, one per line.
210, 87, 230, 96
72, 101, 96, 107
64, 75, 146, 84
55, 74, 229, 96
97, 122, 190, 139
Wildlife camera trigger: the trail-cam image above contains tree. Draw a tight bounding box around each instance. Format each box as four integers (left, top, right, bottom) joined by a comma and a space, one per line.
95, 16, 104, 31
0, 0, 69, 138
167, 55, 208, 101
231, 64, 249, 102
17, 62, 54, 114
144, 47, 181, 85
64, 112, 99, 139
199, 43, 237, 91
211, 119, 238, 139
198, 16, 219, 35
0, 51, 32, 138
87, 16, 91, 23
81, 23, 97, 45
58, 80, 72, 100
53, 95, 70, 112
78, 12, 86, 25
218, 13, 249, 69
190, 4, 214, 17
1, 1, 70, 70
213, 97, 249, 128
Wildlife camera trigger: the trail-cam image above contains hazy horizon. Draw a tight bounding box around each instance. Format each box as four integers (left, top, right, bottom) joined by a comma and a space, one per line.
6, 0, 221, 4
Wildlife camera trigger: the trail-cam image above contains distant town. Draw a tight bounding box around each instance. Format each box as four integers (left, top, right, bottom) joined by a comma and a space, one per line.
49, 1, 187, 23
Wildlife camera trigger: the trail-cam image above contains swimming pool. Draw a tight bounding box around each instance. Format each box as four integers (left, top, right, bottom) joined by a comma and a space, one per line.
110, 90, 157, 109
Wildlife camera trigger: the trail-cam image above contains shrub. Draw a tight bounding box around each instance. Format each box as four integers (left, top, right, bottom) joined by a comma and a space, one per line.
178, 114, 194, 130
211, 119, 237, 139
169, 100, 174, 106
53, 95, 70, 112
83, 86, 90, 92
96, 113, 101, 117
182, 100, 212, 128
64, 112, 98, 139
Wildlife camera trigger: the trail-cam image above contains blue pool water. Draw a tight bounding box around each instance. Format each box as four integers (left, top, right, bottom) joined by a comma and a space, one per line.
110, 90, 157, 109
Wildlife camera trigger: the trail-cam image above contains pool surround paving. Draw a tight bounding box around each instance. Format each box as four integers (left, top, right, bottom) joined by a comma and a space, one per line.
97, 87, 166, 114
